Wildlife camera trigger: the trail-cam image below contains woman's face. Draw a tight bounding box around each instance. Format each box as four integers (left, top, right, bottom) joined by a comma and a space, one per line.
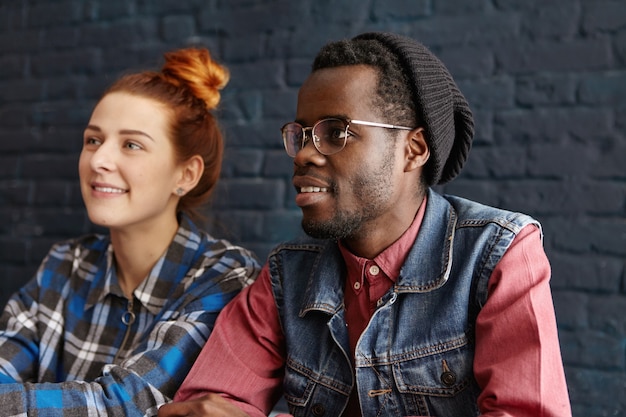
79, 92, 183, 232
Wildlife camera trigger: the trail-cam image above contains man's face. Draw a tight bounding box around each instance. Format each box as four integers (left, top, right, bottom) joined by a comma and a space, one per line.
291, 65, 409, 242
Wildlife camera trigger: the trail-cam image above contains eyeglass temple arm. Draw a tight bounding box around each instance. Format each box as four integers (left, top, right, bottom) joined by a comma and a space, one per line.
349, 119, 414, 131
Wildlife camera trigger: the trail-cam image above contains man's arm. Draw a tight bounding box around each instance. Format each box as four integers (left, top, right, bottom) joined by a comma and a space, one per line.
168, 265, 287, 416
474, 224, 572, 417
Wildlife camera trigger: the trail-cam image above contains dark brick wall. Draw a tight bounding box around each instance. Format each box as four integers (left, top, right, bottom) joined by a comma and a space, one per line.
1, 0, 625, 415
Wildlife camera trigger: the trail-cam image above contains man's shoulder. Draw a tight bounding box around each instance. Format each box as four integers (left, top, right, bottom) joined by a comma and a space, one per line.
439, 192, 538, 232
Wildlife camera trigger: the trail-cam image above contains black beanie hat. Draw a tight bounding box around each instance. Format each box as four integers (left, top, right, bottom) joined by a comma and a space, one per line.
353, 32, 474, 185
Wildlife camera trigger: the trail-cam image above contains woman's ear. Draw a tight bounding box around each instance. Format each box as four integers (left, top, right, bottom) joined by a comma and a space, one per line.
405, 128, 430, 172
173, 155, 204, 196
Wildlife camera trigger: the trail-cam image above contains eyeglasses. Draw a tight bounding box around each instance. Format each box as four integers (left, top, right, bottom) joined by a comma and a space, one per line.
281, 117, 414, 157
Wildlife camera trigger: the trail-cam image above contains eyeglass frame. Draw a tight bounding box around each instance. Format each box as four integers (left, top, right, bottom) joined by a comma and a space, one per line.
281, 117, 415, 157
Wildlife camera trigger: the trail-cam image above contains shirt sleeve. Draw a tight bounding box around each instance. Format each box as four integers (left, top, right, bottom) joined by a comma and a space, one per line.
0, 243, 260, 417
175, 264, 287, 417
474, 224, 572, 417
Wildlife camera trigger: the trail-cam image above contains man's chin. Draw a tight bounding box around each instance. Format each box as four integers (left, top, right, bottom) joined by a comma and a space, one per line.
301, 218, 356, 241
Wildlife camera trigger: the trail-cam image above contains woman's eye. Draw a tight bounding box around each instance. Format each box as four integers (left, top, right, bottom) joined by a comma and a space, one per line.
125, 142, 142, 150
84, 137, 101, 146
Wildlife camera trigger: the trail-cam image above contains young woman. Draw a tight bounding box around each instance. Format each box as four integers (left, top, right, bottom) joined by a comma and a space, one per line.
0, 48, 260, 416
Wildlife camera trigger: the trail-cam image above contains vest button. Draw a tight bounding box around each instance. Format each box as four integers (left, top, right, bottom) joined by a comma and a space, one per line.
311, 403, 326, 416
440, 371, 457, 386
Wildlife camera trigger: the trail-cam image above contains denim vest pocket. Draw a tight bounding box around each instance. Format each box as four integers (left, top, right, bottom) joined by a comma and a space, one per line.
391, 336, 481, 416
393, 336, 475, 396
284, 357, 352, 416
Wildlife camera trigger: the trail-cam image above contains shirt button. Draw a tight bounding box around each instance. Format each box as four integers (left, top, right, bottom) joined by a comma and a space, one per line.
354, 281, 361, 290
369, 265, 380, 275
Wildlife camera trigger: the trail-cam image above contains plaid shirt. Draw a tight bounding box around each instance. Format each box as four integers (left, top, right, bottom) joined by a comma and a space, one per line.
0, 215, 260, 416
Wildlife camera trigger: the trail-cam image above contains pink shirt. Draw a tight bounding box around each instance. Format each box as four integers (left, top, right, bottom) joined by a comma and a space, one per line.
175, 204, 572, 417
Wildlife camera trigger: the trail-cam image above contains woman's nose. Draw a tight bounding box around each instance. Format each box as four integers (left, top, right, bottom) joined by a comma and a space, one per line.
89, 141, 117, 172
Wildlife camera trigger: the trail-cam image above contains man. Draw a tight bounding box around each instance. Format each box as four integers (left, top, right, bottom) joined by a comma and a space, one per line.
158, 32, 572, 417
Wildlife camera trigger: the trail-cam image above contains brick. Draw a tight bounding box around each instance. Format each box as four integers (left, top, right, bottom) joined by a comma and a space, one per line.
224, 120, 284, 148
436, 47, 494, 79
493, 108, 613, 145
0, 105, 29, 128
32, 180, 74, 206
0, 54, 25, 78
208, 210, 264, 242
527, 143, 593, 177
41, 26, 80, 49
262, 91, 298, 118
559, 328, 624, 368
229, 61, 284, 89
285, 59, 312, 87
566, 367, 626, 410
30, 102, 93, 128
0, 157, 20, 178
552, 291, 588, 329
433, 0, 491, 14
198, 2, 308, 36
579, 72, 626, 106
439, 180, 500, 209
583, 0, 626, 33
548, 218, 626, 256
515, 74, 576, 107
32, 208, 87, 236
0, 4, 25, 32
407, 13, 521, 47
470, 110, 493, 145
496, 39, 612, 73
137, 0, 205, 15
520, 3, 581, 39
261, 210, 303, 244
22, 154, 79, 180
457, 77, 514, 109
222, 35, 265, 62
616, 30, 626, 67
0, 30, 40, 54
373, 0, 430, 19
0, 79, 46, 102
495, 180, 588, 215
220, 90, 262, 122
0, 237, 28, 263
460, 145, 526, 179
0, 180, 32, 205
161, 15, 196, 42
0, 265, 36, 310
263, 150, 293, 178
550, 253, 623, 292
493, 0, 587, 12
30, 49, 102, 77
27, 1, 83, 28
89, 1, 135, 20
79, 19, 159, 49
221, 149, 265, 177
589, 294, 626, 336
213, 178, 285, 210
97, 46, 166, 76
31, 128, 84, 153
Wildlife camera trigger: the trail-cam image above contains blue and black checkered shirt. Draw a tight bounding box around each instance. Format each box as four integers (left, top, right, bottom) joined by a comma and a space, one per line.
0, 215, 260, 416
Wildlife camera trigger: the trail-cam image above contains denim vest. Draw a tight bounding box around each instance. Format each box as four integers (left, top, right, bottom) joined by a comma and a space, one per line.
268, 189, 540, 417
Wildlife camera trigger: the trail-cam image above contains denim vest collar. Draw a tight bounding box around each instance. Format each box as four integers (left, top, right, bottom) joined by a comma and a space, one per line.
299, 189, 456, 317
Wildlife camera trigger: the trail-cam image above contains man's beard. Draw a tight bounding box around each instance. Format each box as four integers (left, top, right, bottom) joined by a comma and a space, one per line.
301, 210, 363, 240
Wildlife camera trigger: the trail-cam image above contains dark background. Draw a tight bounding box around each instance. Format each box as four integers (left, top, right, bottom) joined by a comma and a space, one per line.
1, 0, 625, 415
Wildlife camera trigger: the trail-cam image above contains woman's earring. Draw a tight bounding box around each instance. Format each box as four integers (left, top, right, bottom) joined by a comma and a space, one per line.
176, 187, 185, 196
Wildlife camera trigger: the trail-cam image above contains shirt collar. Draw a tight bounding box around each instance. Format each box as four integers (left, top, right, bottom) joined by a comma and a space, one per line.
339, 195, 428, 282
84, 214, 201, 315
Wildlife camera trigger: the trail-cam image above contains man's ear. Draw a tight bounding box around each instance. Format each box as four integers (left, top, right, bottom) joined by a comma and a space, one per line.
173, 155, 204, 196
405, 128, 430, 172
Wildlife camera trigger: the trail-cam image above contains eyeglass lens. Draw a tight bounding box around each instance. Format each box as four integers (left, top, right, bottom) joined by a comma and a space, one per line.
282, 118, 348, 157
